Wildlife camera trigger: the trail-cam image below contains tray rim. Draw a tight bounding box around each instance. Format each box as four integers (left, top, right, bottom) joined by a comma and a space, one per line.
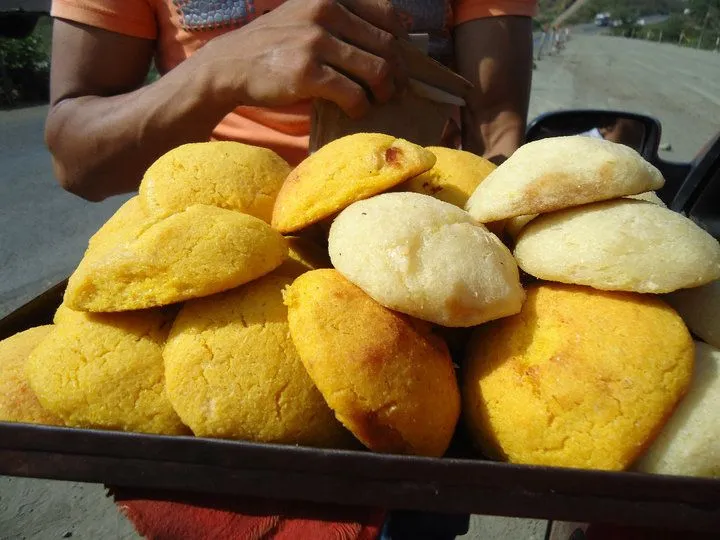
2, 280, 719, 532
2, 421, 719, 493
2, 421, 719, 532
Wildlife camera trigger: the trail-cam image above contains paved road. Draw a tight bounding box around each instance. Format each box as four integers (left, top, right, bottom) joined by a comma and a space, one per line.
0, 106, 131, 318
1, 33, 720, 540
529, 34, 720, 162
0, 107, 137, 539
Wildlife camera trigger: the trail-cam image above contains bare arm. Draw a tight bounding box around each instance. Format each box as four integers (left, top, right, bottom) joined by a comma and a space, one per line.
454, 16, 533, 162
45, 20, 232, 201
46, 0, 407, 201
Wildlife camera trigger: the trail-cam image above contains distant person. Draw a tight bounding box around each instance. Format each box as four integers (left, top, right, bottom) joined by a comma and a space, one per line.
598, 118, 645, 149
536, 25, 549, 59
556, 26, 568, 50
579, 126, 605, 139
580, 118, 645, 150
551, 25, 561, 53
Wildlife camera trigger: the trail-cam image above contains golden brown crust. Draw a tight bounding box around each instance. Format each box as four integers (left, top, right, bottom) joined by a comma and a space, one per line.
65, 204, 288, 311
271, 134, 436, 233
284, 269, 460, 457
164, 272, 352, 447
398, 146, 496, 208
464, 283, 694, 470
27, 308, 188, 435
139, 141, 290, 223
0, 326, 63, 426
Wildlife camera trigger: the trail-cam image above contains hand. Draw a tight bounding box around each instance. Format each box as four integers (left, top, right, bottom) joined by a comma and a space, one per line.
202, 0, 408, 118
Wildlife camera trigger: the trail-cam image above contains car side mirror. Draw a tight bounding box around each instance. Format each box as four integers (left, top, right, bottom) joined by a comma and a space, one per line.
526, 110, 662, 161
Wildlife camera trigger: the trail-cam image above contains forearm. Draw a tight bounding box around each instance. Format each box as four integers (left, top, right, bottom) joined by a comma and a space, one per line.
454, 16, 533, 161
46, 53, 233, 201
48, 0, 407, 202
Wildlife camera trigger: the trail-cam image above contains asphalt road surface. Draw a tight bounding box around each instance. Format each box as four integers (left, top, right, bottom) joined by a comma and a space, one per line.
0, 106, 131, 318
530, 34, 720, 162
1, 33, 719, 540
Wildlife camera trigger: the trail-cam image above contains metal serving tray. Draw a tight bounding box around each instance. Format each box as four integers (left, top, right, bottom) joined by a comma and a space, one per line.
1, 281, 718, 532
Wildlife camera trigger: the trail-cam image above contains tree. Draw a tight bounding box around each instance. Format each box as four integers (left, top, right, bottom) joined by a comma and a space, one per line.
660, 13, 687, 40
687, 0, 720, 26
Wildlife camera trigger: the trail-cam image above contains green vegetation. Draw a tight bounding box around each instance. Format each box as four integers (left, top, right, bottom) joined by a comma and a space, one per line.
34, 16, 53, 56
635, 15, 719, 49
0, 34, 47, 71
0, 16, 52, 106
546, 0, 720, 51
611, 1, 720, 50
564, 0, 718, 26
565, 1, 685, 24
537, 0, 576, 25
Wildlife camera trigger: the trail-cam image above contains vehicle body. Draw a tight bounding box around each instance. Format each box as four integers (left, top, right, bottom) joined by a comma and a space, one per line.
595, 12, 611, 27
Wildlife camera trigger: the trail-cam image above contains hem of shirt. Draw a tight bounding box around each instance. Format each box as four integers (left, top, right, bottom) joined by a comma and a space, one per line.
52, 0, 157, 39
454, 1, 538, 26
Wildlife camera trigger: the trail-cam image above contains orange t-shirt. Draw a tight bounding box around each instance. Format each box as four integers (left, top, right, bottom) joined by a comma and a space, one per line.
52, 0, 537, 164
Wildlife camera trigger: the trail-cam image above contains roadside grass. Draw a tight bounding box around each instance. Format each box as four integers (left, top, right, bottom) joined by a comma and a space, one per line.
36, 15, 52, 56
612, 15, 720, 50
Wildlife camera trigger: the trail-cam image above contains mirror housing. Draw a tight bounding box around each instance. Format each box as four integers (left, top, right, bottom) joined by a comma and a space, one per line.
526, 110, 662, 161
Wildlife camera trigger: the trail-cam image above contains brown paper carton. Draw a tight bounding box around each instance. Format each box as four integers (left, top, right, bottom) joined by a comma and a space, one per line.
309, 95, 457, 151
309, 36, 472, 151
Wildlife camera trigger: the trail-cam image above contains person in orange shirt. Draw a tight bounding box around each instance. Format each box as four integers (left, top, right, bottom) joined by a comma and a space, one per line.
46, 0, 537, 201
44, 2, 537, 537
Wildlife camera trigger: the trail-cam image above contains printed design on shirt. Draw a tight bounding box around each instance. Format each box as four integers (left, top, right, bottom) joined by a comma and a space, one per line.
389, 0, 453, 63
390, 0, 448, 33
172, 0, 256, 31
171, 0, 453, 61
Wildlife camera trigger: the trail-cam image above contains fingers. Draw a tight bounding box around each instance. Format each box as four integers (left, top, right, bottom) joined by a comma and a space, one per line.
325, 4, 407, 91
322, 4, 394, 60
319, 34, 395, 103
308, 64, 371, 119
338, 0, 408, 39
240, 0, 407, 115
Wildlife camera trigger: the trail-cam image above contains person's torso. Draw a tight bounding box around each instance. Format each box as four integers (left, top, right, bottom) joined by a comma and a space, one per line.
153, 0, 454, 73
149, 0, 454, 163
